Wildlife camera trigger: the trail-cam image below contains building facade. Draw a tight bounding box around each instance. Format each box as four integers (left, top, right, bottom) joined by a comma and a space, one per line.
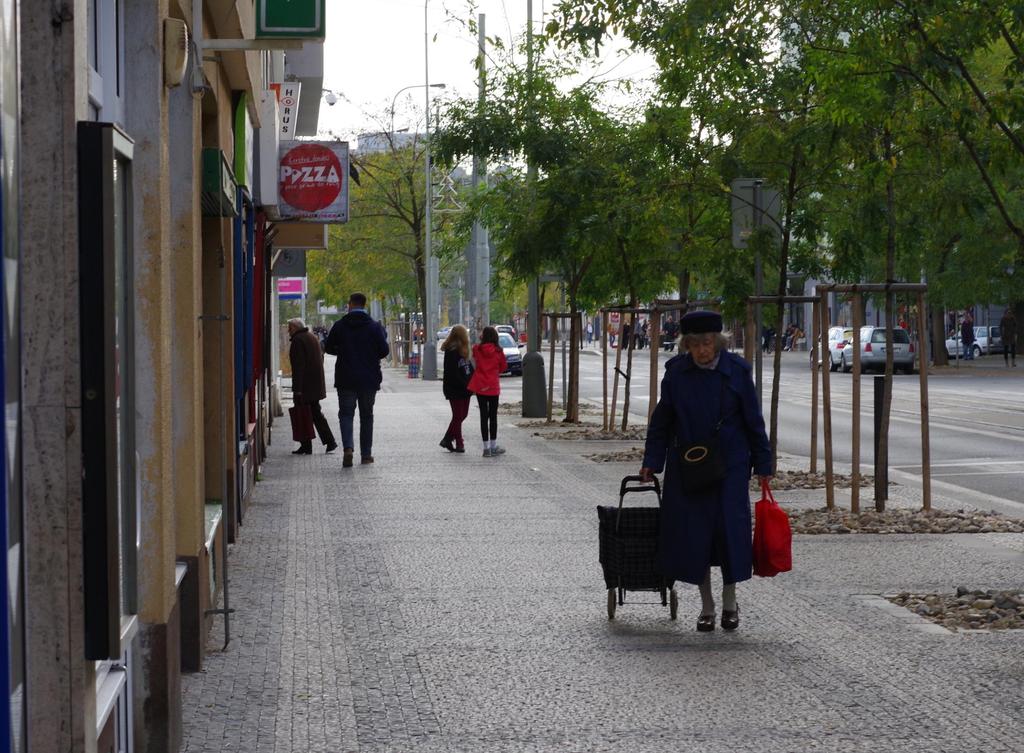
6, 2, 327, 752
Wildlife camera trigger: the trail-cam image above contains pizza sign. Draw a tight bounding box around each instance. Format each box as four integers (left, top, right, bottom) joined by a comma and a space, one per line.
278, 141, 349, 222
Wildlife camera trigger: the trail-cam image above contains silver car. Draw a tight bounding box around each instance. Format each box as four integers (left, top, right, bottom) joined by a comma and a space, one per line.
840, 327, 915, 374
824, 326, 854, 372
498, 333, 523, 376
944, 325, 1002, 359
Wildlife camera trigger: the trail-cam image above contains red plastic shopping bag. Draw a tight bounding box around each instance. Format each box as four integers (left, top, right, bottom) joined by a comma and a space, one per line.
753, 478, 792, 577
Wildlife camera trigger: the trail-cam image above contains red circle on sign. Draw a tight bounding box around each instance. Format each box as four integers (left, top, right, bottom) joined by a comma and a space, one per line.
279, 143, 343, 212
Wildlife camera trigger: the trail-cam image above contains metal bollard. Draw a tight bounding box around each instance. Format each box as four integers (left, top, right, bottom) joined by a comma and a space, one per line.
873, 376, 888, 503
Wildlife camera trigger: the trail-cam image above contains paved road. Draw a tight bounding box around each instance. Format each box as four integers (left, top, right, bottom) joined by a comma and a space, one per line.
526, 345, 1024, 511
182, 370, 1024, 753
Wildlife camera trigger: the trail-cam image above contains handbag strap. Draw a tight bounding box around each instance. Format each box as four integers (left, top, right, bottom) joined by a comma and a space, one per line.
760, 477, 777, 505
672, 373, 732, 447
712, 378, 729, 434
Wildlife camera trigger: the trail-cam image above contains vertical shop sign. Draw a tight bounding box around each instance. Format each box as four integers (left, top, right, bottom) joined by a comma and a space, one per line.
269, 82, 301, 142
234, 94, 254, 189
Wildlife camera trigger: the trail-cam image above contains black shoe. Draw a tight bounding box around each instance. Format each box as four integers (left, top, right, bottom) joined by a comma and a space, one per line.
721, 607, 739, 631
454, 445, 466, 453
292, 445, 312, 455
696, 614, 715, 632
439, 436, 455, 452
325, 442, 338, 454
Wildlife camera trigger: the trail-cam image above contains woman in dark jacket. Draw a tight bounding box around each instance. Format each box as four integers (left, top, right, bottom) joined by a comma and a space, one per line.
640, 311, 772, 633
440, 325, 473, 453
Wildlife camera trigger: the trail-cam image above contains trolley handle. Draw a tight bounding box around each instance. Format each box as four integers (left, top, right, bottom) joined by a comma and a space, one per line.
615, 475, 662, 533
619, 474, 661, 502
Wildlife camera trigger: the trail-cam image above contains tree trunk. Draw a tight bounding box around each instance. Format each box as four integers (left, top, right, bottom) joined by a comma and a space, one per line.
930, 306, 948, 366
678, 270, 691, 302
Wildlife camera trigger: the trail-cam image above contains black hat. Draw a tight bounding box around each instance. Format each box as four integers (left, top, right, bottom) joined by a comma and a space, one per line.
680, 310, 722, 335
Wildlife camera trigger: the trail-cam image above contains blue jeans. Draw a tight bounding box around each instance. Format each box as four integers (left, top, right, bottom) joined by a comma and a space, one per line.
338, 390, 376, 457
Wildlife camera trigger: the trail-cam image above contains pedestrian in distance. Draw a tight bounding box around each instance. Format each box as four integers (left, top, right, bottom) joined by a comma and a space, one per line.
662, 318, 678, 351
587, 320, 594, 346
961, 312, 975, 360
324, 292, 390, 467
1001, 307, 1017, 367
440, 324, 474, 453
467, 326, 507, 457
287, 318, 338, 455
639, 310, 772, 633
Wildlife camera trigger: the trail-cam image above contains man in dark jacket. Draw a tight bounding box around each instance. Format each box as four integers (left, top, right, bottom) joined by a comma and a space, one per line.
1000, 307, 1017, 367
961, 313, 975, 360
288, 319, 337, 455
324, 293, 390, 466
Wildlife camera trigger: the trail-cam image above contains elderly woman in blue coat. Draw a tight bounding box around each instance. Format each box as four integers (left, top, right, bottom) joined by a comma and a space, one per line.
639, 311, 772, 632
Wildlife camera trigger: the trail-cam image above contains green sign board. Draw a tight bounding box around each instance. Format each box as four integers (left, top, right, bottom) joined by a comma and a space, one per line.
201, 148, 238, 218
256, 0, 326, 39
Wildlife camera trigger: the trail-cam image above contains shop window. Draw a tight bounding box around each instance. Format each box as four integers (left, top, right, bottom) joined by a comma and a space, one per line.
77, 122, 138, 658
79, 121, 138, 753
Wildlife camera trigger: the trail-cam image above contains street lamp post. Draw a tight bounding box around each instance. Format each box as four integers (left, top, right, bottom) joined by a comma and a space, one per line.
387, 78, 446, 380
422, 0, 440, 380
389, 82, 445, 138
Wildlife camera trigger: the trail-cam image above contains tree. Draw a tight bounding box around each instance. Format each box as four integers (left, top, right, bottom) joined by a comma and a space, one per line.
313, 112, 461, 324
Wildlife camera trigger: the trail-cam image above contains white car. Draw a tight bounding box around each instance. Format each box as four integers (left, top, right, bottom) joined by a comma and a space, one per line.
824, 326, 854, 372
945, 325, 1003, 359
498, 333, 523, 376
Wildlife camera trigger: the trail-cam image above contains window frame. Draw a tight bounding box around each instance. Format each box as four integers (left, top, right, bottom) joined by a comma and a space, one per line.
77, 122, 137, 661
87, 0, 125, 125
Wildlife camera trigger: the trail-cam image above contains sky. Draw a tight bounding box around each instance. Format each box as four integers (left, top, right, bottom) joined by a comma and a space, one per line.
315, 0, 658, 143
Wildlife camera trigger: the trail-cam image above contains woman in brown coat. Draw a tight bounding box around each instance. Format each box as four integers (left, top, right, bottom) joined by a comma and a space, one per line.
288, 318, 338, 454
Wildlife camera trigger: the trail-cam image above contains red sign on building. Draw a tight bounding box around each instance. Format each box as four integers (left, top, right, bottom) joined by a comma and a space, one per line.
278, 141, 349, 222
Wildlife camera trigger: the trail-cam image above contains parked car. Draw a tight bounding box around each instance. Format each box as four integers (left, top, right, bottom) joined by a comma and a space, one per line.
498, 333, 523, 376
944, 325, 1002, 359
824, 326, 855, 372
839, 326, 915, 374
495, 324, 518, 343
436, 326, 453, 341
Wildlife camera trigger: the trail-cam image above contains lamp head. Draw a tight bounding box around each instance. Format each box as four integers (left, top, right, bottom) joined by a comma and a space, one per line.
324, 91, 338, 106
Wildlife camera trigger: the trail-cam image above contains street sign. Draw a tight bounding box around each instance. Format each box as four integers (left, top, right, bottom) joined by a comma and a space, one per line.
730, 178, 781, 249
277, 277, 306, 300
257, 0, 326, 39
272, 249, 306, 277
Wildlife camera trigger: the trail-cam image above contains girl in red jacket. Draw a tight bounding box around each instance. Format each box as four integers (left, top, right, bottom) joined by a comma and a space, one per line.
466, 326, 508, 457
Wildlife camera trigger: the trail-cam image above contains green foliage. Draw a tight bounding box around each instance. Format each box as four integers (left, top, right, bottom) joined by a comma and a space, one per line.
549, 0, 1024, 309
306, 127, 461, 318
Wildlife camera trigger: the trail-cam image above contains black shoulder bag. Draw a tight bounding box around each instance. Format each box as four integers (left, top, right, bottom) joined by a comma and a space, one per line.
676, 379, 730, 493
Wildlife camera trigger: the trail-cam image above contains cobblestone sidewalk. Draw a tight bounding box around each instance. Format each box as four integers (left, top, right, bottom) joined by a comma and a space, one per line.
182, 369, 1024, 753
